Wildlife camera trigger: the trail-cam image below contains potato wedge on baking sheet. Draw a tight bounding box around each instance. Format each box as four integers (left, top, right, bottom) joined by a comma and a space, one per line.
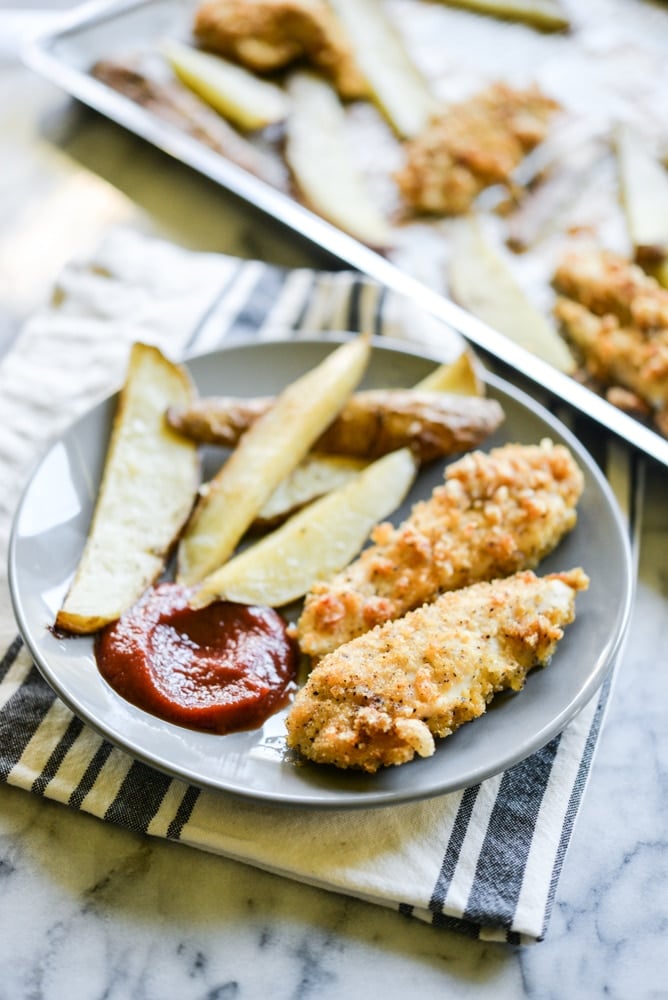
616, 124, 668, 276
432, 0, 569, 31
91, 57, 288, 188
328, 0, 438, 139
56, 343, 199, 635
285, 71, 393, 247
177, 333, 371, 585
168, 386, 503, 462
449, 217, 576, 373
253, 453, 369, 530
191, 448, 417, 609
161, 38, 289, 130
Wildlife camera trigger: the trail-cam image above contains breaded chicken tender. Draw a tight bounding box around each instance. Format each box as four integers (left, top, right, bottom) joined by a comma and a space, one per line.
286, 568, 588, 771
553, 247, 668, 431
396, 82, 559, 215
297, 440, 583, 659
194, 0, 367, 99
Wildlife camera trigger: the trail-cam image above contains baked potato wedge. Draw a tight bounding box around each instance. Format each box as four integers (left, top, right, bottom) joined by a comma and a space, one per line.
167, 387, 503, 462
55, 343, 199, 635
449, 217, 575, 373
246, 351, 485, 530
191, 447, 417, 609
432, 0, 569, 31
91, 58, 287, 187
252, 452, 369, 530
285, 71, 393, 247
328, 0, 438, 138
177, 333, 371, 585
617, 124, 668, 279
415, 349, 485, 396
161, 38, 289, 130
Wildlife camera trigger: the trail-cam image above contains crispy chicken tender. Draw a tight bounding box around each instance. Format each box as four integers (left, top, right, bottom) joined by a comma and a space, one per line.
297, 440, 583, 659
286, 568, 589, 771
395, 82, 559, 215
193, 0, 367, 99
553, 247, 668, 429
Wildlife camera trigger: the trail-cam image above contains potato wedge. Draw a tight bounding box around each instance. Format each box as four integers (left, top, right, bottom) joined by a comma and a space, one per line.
650, 259, 668, 290
168, 387, 503, 461
449, 217, 576, 373
191, 448, 417, 608
177, 334, 371, 585
91, 58, 287, 188
313, 389, 504, 459
248, 353, 484, 530
285, 71, 393, 247
432, 0, 569, 31
253, 452, 369, 530
617, 124, 668, 271
415, 349, 485, 396
161, 38, 289, 130
328, 0, 438, 138
56, 344, 199, 635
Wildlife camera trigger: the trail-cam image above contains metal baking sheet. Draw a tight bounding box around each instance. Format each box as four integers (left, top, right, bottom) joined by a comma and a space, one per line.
22, 0, 668, 467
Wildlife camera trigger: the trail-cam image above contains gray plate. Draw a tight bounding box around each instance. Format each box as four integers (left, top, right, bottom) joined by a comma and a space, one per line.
21, 0, 668, 468
8, 336, 633, 808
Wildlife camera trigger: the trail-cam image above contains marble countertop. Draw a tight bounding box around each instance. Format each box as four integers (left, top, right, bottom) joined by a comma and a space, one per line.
1, 8, 667, 997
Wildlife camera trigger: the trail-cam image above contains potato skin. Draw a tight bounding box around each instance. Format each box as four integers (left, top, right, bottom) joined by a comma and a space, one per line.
167, 388, 505, 462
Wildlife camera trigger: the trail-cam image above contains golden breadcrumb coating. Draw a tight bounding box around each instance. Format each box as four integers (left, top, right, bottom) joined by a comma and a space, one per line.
553, 247, 668, 427
395, 82, 559, 215
286, 568, 589, 771
297, 440, 583, 660
194, 0, 367, 99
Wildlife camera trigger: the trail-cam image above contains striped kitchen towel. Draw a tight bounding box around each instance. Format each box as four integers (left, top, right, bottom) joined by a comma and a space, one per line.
0, 228, 640, 943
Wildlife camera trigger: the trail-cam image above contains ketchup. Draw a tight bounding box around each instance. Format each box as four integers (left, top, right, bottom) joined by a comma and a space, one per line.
95, 583, 297, 734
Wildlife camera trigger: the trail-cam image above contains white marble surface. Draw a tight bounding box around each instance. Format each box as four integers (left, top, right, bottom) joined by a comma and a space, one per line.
1, 8, 667, 997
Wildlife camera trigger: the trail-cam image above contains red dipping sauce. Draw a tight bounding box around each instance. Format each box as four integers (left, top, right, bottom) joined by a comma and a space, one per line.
95, 583, 297, 734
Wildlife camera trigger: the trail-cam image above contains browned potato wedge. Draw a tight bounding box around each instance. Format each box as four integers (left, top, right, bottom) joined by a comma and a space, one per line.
192, 448, 417, 609
253, 453, 369, 530
91, 58, 287, 188
314, 389, 504, 459
56, 343, 199, 635
168, 388, 504, 462
177, 334, 371, 585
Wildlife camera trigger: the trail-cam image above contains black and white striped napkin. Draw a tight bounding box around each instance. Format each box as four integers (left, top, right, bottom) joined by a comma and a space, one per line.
0, 229, 640, 943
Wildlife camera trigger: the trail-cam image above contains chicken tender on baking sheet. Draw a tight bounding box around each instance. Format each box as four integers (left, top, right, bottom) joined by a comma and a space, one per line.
395, 82, 559, 215
286, 568, 589, 772
297, 440, 584, 659
553, 247, 668, 432
194, 0, 367, 99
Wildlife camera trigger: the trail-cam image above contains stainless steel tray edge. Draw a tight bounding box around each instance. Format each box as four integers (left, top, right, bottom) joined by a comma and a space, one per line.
22, 0, 668, 469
